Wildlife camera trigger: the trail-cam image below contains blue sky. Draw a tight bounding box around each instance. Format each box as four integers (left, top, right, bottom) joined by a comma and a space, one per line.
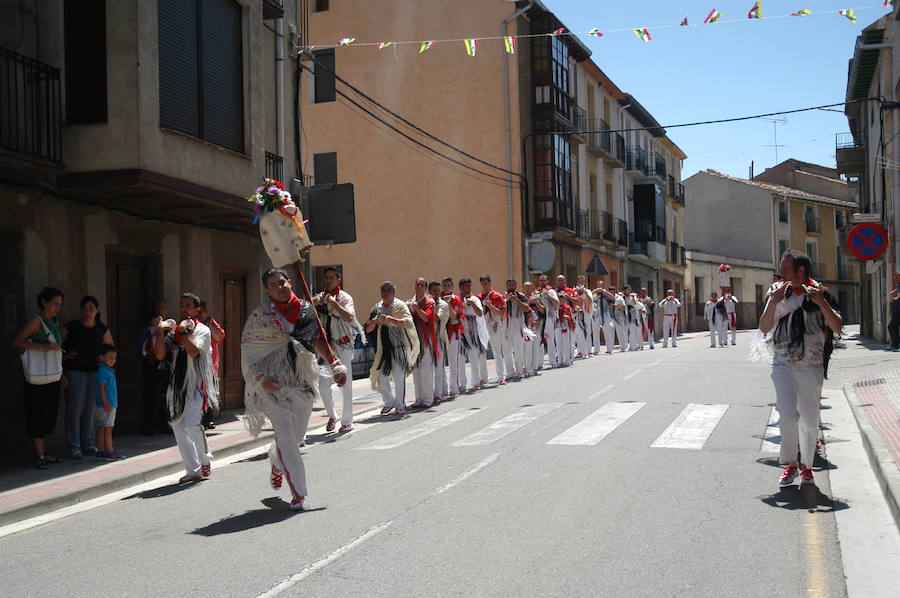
545, 1, 891, 178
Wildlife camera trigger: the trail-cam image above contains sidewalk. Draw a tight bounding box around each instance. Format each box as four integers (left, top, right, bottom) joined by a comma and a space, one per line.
844, 363, 900, 532
0, 377, 384, 528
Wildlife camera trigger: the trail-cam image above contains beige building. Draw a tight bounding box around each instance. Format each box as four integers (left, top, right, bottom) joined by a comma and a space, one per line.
1, 0, 296, 459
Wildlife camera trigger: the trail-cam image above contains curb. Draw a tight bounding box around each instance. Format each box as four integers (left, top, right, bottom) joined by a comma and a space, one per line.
0, 401, 384, 529
843, 382, 900, 533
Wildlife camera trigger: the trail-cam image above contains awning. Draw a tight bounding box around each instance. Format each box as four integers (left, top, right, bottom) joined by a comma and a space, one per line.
584, 254, 609, 276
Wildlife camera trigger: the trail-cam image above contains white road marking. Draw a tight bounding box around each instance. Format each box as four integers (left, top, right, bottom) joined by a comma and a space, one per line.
453, 403, 563, 446
432, 453, 500, 496
760, 406, 780, 453
256, 522, 393, 598
359, 408, 481, 450
586, 384, 615, 402
650, 403, 730, 450
547, 402, 646, 446
0, 444, 268, 540
649, 359, 664, 367
622, 369, 642, 381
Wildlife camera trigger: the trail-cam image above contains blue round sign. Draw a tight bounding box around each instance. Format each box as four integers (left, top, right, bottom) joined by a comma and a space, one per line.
847, 223, 888, 261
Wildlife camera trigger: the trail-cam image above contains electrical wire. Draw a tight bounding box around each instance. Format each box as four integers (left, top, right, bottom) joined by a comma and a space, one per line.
300, 63, 517, 185
302, 51, 521, 179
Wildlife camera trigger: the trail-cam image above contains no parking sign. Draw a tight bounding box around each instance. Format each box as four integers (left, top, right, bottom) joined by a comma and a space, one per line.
847, 222, 888, 261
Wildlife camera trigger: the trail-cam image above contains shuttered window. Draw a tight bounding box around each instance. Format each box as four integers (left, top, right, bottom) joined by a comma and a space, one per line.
64, 0, 108, 124
313, 49, 335, 104
314, 152, 337, 184
158, 0, 244, 152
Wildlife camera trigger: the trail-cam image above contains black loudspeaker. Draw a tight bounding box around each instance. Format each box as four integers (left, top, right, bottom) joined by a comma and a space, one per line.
294, 182, 357, 245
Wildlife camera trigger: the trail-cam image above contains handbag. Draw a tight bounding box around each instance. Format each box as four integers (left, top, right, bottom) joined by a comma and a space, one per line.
20, 316, 63, 385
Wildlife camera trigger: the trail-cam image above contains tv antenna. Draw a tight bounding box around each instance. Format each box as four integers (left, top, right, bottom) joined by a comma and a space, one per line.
762, 117, 787, 164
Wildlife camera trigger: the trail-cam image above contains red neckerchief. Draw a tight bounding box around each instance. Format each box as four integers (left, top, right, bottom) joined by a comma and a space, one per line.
327, 286, 341, 298
792, 278, 818, 295
174, 318, 199, 344
274, 292, 302, 324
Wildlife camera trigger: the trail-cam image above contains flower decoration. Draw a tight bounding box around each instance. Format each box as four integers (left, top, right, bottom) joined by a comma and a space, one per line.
719, 264, 732, 272
247, 178, 295, 223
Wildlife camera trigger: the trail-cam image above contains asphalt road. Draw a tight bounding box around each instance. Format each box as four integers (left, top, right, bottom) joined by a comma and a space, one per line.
0, 332, 865, 597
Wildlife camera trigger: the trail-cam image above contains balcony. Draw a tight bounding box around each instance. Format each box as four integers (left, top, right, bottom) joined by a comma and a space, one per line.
590, 210, 616, 243
575, 207, 590, 239
680, 245, 687, 267
587, 119, 610, 156
535, 197, 574, 232
675, 183, 685, 207
616, 218, 628, 247
626, 146, 648, 175
669, 241, 680, 265
0, 47, 63, 180
667, 175, 676, 198
628, 233, 648, 257
805, 216, 821, 234
263, 0, 285, 19
835, 132, 865, 176
570, 105, 588, 144
265, 151, 284, 182
647, 151, 666, 181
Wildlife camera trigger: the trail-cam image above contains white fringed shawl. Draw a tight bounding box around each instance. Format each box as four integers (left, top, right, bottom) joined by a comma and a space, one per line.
166, 323, 219, 422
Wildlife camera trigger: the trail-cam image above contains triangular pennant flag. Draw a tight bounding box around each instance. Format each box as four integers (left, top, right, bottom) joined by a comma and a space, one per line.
680, 17, 689, 26
885, 1, 893, 9
704, 9, 724, 24
464, 39, 477, 57
376, 41, 393, 50
587, 28, 603, 38
839, 9, 857, 23
419, 40, 434, 53
338, 37, 355, 46
504, 36, 516, 54
791, 8, 811, 16
747, 2, 762, 19
549, 27, 566, 37
633, 27, 652, 42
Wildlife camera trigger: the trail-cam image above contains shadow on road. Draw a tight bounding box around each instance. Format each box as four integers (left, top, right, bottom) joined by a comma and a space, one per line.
190, 498, 327, 536
759, 485, 849, 513
125, 478, 207, 500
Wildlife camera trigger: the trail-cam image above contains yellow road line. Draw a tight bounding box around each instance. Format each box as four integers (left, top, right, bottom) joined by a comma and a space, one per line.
804, 511, 828, 597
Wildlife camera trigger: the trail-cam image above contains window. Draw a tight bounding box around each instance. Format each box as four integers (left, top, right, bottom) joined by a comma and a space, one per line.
778, 239, 788, 259
313, 49, 335, 103
158, 0, 244, 152
313, 152, 337, 185
65, 0, 108, 123
778, 200, 788, 223
835, 210, 845, 230
315, 0, 329, 12
694, 276, 705, 316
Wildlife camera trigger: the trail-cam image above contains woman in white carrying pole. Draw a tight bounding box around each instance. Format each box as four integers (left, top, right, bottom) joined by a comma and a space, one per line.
241, 269, 347, 511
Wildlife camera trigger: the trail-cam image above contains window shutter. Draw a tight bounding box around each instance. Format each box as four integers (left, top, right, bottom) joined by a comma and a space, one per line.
64, 0, 108, 124
314, 49, 335, 103
314, 152, 337, 185
158, 0, 199, 137
200, 0, 244, 152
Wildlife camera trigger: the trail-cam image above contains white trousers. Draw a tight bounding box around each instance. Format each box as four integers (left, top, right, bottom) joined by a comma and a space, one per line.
378, 362, 407, 410
600, 320, 615, 353
644, 317, 655, 348
488, 328, 507, 382
772, 366, 823, 468
612, 320, 627, 352
575, 319, 591, 357
433, 340, 448, 399
544, 319, 559, 366
662, 315, 678, 347
505, 320, 525, 378
171, 387, 211, 477
555, 327, 573, 365
264, 388, 314, 500
464, 342, 487, 389
708, 320, 727, 346
446, 336, 463, 396
591, 316, 603, 353
412, 346, 435, 404
727, 313, 737, 344
628, 320, 643, 351
318, 344, 354, 427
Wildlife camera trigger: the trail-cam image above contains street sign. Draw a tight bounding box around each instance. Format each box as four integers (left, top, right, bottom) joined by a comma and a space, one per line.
850, 212, 882, 224
847, 222, 888, 261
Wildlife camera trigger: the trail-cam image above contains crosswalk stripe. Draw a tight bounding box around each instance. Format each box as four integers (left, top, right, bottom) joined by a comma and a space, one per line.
650, 403, 729, 450
453, 403, 563, 446
760, 406, 780, 453
547, 401, 646, 446
359, 408, 482, 450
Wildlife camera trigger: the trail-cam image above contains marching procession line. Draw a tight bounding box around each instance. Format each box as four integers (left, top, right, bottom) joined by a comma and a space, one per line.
650, 403, 730, 450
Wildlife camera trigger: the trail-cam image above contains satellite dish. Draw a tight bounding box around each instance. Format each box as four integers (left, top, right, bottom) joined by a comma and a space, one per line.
528, 241, 556, 273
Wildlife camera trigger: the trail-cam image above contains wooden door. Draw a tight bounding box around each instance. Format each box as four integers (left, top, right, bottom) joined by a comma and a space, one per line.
106, 251, 147, 433
220, 273, 246, 409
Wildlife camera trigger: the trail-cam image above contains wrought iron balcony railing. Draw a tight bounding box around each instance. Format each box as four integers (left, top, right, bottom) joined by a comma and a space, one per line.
0, 46, 62, 163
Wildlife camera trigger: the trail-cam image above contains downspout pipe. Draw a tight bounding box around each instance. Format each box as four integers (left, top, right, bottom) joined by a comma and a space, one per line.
617, 102, 631, 284
503, 0, 534, 279
276, 17, 285, 163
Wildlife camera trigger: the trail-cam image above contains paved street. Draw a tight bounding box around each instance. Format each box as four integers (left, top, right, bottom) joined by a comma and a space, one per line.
1, 330, 898, 597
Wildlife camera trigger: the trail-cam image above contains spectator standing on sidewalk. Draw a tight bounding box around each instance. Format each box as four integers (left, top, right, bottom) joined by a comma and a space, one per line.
887, 272, 900, 351
94, 345, 123, 460
13, 287, 66, 469
313, 266, 362, 432
61, 296, 114, 459
760, 250, 842, 488
196, 300, 225, 430
140, 300, 173, 435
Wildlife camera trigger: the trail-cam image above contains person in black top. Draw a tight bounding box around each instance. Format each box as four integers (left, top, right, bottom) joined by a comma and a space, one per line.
61, 296, 114, 459
888, 272, 900, 351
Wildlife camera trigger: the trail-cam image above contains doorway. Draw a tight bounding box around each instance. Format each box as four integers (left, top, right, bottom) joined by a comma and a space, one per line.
220, 273, 247, 409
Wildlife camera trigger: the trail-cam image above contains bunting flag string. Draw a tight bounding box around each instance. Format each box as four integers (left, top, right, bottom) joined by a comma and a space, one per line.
308, 5, 889, 52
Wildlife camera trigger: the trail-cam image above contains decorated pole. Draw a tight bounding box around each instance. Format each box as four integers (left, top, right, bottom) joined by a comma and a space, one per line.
248, 179, 338, 365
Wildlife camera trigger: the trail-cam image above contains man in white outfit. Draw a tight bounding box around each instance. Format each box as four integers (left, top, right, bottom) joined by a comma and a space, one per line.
441, 277, 466, 398
459, 278, 487, 391
638, 288, 656, 350
430, 281, 450, 403
592, 283, 616, 354
704, 292, 726, 347
409, 278, 438, 407
574, 276, 593, 358
523, 281, 544, 375
760, 250, 841, 488
504, 279, 530, 379
618, 285, 641, 351
365, 282, 419, 416
156, 293, 218, 484
313, 266, 361, 433
537, 274, 560, 366
721, 288, 739, 345
555, 275, 575, 366
659, 289, 681, 348
479, 275, 509, 385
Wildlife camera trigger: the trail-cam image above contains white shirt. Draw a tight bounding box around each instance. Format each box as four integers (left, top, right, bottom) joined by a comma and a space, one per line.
722, 295, 739, 315
660, 297, 682, 316
704, 300, 721, 323
540, 287, 559, 323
